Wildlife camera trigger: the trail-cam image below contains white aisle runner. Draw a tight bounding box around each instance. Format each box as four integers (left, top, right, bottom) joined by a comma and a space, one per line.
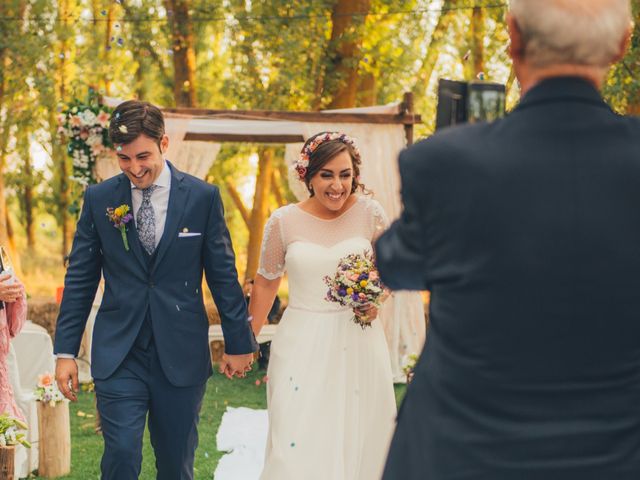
213, 407, 268, 480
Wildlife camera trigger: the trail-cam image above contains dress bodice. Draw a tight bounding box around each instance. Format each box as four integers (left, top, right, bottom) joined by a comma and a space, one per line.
258, 196, 388, 311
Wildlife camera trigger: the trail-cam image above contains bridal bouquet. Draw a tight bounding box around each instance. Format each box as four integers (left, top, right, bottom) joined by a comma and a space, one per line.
34, 373, 65, 407
0, 414, 30, 448
323, 250, 385, 329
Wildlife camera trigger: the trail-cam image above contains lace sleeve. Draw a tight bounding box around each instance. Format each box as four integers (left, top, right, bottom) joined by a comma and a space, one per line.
257, 209, 286, 280
368, 199, 390, 242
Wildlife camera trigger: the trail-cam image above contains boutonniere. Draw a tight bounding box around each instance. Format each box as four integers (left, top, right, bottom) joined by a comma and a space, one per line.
106, 205, 133, 251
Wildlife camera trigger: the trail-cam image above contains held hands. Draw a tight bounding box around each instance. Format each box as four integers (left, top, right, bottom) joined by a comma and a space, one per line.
0, 273, 23, 303
218, 353, 255, 380
55, 358, 79, 402
354, 303, 379, 324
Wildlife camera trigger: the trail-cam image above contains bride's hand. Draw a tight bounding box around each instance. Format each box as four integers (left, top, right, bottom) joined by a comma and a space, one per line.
0, 274, 23, 303
354, 303, 378, 322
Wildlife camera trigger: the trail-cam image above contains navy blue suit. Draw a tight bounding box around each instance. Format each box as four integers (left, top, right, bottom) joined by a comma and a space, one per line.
55, 162, 257, 478
376, 78, 640, 479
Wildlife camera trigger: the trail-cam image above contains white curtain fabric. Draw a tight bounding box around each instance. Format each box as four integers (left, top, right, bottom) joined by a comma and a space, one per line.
10, 320, 56, 478
95, 116, 220, 181
284, 119, 426, 382
165, 116, 222, 178
7, 344, 35, 478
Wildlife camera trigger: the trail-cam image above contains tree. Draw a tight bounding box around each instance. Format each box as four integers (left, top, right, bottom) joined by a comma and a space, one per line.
165, 0, 198, 106
603, 0, 640, 114
322, 0, 372, 108
52, 0, 81, 258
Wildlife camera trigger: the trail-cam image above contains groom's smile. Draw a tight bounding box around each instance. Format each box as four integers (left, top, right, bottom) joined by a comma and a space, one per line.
116, 133, 169, 190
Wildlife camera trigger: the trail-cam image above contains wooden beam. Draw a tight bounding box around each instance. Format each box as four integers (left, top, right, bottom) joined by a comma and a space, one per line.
401, 91, 416, 146
185, 133, 305, 143
166, 108, 421, 125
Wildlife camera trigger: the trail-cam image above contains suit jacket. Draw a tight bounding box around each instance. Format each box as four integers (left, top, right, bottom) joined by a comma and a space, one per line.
376, 77, 640, 478
54, 162, 257, 387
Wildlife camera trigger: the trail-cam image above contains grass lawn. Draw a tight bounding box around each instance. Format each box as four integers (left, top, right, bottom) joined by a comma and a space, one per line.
33, 369, 407, 479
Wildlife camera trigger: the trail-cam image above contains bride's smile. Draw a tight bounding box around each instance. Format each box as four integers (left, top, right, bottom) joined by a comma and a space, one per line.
307, 150, 356, 216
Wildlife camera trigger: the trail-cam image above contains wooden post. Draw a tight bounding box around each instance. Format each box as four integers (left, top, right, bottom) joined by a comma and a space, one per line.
402, 91, 415, 146
37, 402, 71, 477
0, 446, 14, 480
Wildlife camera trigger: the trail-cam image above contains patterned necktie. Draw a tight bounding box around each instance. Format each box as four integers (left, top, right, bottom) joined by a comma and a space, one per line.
137, 185, 158, 255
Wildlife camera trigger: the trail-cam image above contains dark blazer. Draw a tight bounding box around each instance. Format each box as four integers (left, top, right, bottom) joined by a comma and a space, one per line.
376, 77, 640, 479
55, 162, 257, 387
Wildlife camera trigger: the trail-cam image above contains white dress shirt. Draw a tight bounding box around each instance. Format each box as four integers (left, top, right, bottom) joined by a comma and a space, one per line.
58, 161, 172, 358
131, 160, 172, 249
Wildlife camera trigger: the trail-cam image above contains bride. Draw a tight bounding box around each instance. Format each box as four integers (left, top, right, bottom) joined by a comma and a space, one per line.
250, 132, 396, 479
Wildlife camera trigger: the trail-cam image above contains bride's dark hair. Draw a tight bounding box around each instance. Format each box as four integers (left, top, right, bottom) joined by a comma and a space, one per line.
301, 132, 367, 197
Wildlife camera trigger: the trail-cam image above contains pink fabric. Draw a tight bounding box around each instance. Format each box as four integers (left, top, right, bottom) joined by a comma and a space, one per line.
0, 293, 27, 421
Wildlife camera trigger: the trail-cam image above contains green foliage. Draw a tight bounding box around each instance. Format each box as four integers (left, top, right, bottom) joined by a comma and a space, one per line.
3, 0, 640, 277
603, 2, 640, 113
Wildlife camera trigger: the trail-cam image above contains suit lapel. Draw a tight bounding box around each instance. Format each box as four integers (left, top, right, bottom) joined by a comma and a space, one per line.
152, 162, 191, 273
114, 174, 148, 272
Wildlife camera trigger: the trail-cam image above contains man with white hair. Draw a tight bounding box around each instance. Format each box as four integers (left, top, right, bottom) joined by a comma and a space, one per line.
376, 1, 638, 478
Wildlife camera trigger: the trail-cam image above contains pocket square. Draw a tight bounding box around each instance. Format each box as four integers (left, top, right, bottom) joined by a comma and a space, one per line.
178, 232, 201, 238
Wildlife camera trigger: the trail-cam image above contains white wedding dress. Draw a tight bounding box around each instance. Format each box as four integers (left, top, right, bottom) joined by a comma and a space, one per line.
258, 195, 396, 480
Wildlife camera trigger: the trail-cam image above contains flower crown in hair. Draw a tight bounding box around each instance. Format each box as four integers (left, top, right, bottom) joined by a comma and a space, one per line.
293, 132, 361, 181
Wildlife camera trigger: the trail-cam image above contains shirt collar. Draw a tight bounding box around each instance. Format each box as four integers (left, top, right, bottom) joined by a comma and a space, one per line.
130, 160, 171, 190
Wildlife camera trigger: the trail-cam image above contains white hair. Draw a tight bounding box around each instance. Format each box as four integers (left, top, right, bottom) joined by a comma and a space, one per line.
510, 0, 632, 68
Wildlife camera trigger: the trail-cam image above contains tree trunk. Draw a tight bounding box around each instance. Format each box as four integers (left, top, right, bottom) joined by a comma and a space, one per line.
244, 147, 273, 282
324, 0, 372, 108
0, 40, 9, 251
165, 0, 197, 107
24, 156, 35, 250
38, 402, 71, 477
56, 0, 76, 258
225, 181, 250, 229
506, 66, 517, 98
0, 157, 9, 251
271, 169, 285, 208
412, 4, 451, 98
467, 6, 485, 80
0, 446, 14, 480
100, 4, 113, 95
358, 71, 377, 106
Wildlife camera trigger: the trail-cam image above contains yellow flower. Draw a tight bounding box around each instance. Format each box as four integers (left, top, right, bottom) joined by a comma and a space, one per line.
346, 288, 354, 295
360, 280, 368, 287
114, 206, 125, 217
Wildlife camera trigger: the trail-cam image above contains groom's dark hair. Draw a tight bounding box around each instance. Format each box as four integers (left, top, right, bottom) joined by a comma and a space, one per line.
109, 100, 165, 148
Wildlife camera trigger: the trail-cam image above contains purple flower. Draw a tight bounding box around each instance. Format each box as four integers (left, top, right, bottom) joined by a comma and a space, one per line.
338, 288, 347, 297
351, 293, 359, 302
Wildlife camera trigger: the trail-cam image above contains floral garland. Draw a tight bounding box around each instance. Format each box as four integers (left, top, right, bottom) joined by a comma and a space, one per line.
58, 99, 114, 187
293, 132, 361, 181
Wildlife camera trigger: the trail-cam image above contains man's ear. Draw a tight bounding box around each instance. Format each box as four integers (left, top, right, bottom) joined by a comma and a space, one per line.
160, 134, 169, 155
507, 13, 525, 62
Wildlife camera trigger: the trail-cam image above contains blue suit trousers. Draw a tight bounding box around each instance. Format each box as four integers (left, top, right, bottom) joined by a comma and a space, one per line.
95, 339, 206, 479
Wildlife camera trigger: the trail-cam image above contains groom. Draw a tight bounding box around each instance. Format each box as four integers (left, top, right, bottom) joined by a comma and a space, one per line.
55, 100, 257, 479
376, 0, 640, 478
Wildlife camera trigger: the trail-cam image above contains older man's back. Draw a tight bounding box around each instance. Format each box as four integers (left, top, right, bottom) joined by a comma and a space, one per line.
375, 1, 639, 478
377, 75, 640, 479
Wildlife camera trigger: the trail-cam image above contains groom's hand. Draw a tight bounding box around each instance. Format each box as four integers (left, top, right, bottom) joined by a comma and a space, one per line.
218, 353, 254, 380
56, 358, 79, 401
